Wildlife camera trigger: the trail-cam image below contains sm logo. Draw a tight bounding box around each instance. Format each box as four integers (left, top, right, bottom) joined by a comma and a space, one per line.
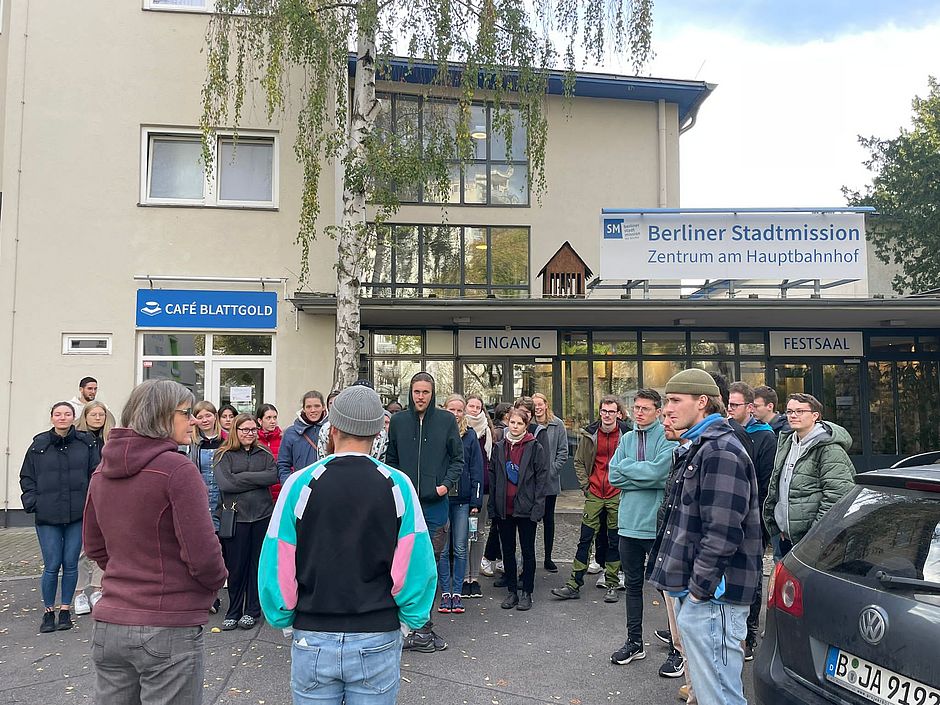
604, 218, 624, 239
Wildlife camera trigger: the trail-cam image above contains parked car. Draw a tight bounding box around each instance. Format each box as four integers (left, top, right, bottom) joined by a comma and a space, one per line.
755, 464, 940, 705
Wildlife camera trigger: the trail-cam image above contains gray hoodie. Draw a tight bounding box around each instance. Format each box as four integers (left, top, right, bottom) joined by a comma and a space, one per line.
773, 423, 829, 537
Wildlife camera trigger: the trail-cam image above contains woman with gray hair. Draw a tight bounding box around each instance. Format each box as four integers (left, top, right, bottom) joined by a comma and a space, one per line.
82, 380, 227, 705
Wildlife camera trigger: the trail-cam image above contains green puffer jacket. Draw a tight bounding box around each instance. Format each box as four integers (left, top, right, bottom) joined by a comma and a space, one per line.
763, 421, 855, 543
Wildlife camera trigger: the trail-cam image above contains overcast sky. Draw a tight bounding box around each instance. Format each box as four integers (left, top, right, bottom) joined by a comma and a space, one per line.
596, 1, 940, 207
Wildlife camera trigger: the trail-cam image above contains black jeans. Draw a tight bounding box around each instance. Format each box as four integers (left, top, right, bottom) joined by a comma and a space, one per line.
222, 519, 267, 621
595, 510, 608, 565
498, 516, 537, 594
619, 535, 654, 645
484, 517, 502, 561
542, 494, 557, 563
747, 539, 769, 641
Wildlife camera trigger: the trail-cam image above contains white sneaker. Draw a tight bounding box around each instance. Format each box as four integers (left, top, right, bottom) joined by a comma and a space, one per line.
73, 592, 91, 615
587, 560, 602, 574
618, 570, 626, 590
481, 558, 494, 577
495, 560, 505, 574
596, 572, 608, 588
89, 591, 103, 608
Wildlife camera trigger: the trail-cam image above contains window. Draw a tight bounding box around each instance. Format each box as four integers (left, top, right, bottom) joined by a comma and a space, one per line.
363, 224, 529, 298
62, 335, 112, 356
375, 93, 529, 206
144, 0, 248, 12
141, 128, 277, 208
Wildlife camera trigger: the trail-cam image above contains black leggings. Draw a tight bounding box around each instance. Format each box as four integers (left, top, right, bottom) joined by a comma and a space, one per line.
542, 494, 557, 562
484, 517, 502, 560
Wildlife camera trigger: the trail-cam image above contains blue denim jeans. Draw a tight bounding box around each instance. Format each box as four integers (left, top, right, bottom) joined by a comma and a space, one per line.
675, 596, 748, 705
437, 502, 469, 595
35, 520, 83, 608
290, 629, 402, 705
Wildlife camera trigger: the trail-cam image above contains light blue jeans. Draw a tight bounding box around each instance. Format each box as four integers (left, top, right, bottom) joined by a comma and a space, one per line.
290, 629, 402, 705
675, 596, 748, 705
437, 502, 470, 595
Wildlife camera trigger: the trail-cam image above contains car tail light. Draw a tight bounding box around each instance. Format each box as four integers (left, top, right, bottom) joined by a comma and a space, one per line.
767, 562, 803, 617
904, 481, 940, 493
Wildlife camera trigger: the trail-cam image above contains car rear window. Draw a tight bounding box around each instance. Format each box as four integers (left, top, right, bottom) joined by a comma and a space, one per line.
794, 485, 940, 601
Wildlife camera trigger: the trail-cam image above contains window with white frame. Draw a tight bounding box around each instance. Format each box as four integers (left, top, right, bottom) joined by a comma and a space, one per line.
141, 128, 278, 208
62, 334, 112, 355
143, 0, 248, 13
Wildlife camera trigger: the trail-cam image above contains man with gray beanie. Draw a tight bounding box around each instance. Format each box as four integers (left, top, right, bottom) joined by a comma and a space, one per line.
259, 385, 437, 705
646, 368, 762, 705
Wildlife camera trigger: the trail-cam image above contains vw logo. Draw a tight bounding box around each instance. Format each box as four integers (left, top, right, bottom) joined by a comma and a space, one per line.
858, 606, 888, 645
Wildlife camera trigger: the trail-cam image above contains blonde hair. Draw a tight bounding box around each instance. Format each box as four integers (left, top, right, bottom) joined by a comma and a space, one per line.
215, 413, 261, 462
191, 400, 221, 444
532, 392, 555, 423
444, 393, 469, 436
76, 401, 115, 442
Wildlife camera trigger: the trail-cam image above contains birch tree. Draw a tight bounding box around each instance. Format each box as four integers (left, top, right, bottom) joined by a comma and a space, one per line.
202, 0, 653, 389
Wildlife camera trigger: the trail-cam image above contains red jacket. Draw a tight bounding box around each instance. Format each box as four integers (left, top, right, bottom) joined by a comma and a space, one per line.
258, 426, 283, 500
83, 429, 227, 627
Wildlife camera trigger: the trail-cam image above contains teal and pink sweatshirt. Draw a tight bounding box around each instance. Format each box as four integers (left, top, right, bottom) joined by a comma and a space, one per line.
258, 452, 436, 632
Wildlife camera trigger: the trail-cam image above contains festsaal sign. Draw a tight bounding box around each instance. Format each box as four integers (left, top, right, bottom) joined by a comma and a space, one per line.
136, 289, 278, 329
458, 330, 558, 356
599, 209, 869, 280
769, 331, 864, 357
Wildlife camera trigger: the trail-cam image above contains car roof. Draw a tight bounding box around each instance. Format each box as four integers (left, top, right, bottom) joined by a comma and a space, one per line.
855, 465, 940, 491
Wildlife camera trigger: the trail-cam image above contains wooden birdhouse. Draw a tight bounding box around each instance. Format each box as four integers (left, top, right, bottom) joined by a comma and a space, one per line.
538, 241, 593, 298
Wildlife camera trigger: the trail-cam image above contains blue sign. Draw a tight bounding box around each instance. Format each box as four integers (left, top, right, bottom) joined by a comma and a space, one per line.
603, 218, 624, 239
136, 289, 278, 329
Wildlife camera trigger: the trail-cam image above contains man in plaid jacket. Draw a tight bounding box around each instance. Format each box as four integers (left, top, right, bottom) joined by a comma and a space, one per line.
647, 369, 762, 705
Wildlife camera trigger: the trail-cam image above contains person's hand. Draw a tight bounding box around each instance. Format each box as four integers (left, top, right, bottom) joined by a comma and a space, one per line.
470, 508, 479, 515
688, 593, 707, 604
436, 485, 448, 496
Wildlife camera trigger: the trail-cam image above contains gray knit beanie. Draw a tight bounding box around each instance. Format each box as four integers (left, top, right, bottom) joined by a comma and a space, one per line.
664, 368, 721, 397
329, 386, 385, 437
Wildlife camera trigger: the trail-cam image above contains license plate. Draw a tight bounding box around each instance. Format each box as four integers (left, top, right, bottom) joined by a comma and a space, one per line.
825, 646, 940, 705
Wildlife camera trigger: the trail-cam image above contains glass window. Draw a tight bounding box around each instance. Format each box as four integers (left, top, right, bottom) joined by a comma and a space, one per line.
372, 333, 422, 355
690, 332, 734, 356
643, 360, 686, 395
868, 362, 896, 455
425, 163, 461, 204
870, 336, 916, 354
897, 361, 940, 454
490, 228, 528, 286
593, 361, 638, 410
641, 332, 687, 355
490, 164, 528, 205
218, 138, 274, 203
219, 367, 265, 414
561, 332, 588, 355
462, 362, 505, 407
690, 360, 735, 384
463, 163, 487, 204
426, 330, 454, 355
491, 107, 526, 161
143, 360, 205, 399
739, 332, 766, 355
593, 332, 638, 356
464, 227, 488, 285
149, 137, 204, 200
143, 333, 205, 356
394, 226, 419, 284
739, 361, 766, 388
373, 359, 421, 407
822, 364, 863, 454
918, 336, 939, 352
212, 335, 272, 356
423, 227, 461, 287
425, 360, 455, 405
513, 362, 553, 402
468, 105, 487, 160
422, 99, 459, 156
364, 226, 392, 296
561, 360, 591, 431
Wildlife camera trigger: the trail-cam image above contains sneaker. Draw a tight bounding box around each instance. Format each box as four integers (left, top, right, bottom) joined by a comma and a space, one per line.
222, 619, 238, 631
596, 573, 607, 588
57, 609, 73, 631
493, 575, 509, 588
654, 629, 672, 645
517, 592, 532, 611
544, 560, 558, 573
618, 570, 626, 590
678, 684, 690, 702
501, 592, 519, 609
237, 615, 256, 629
438, 593, 452, 614
209, 597, 221, 615
469, 581, 483, 598
460, 582, 474, 598
481, 558, 494, 577
73, 593, 91, 616
402, 630, 435, 653
604, 587, 620, 603
494, 560, 505, 573
610, 641, 646, 665
550, 585, 580, 600
430, 630, 448, 651
743, 637, 756, 662
587, 560, 602, 574
659, 649, 685, 678
40, 611, 57, 634
89, 591, 103, 609
450, 595, 465, 614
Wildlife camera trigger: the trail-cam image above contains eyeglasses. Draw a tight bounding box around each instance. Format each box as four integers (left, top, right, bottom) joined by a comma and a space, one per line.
237, 427, 258, 434
174, 408, 193, 417
727, 402, 747, 410
785, 408, 815, 417
599, 409, 619, 416
633, 406, 656, 414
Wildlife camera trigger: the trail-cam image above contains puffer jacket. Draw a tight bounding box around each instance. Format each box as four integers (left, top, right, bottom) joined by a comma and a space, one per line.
20, 427, 99, 525
763, 421, 855, 543
277, 412, 326, 484
535, 417, 568, 496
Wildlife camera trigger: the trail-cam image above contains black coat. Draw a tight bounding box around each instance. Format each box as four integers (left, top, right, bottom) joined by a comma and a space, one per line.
488, 436, 549, 522
20, 428, 100, 525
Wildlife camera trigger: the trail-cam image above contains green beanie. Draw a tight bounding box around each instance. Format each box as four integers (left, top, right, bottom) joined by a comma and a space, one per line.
664, 369, 720, 397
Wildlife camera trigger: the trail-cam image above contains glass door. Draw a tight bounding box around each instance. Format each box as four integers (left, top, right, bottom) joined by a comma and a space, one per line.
773, 363, 815, 399
821, 363, 863, 454
212, 362, 274, 415
461, 361, 506, 408
512, 360, 553, 401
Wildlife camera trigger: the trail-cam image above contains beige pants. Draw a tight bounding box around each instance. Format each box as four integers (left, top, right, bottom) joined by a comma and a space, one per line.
664, 592, 697, 704
76, 551, 104, 593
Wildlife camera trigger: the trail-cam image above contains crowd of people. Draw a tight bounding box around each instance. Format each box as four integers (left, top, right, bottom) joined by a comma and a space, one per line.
18, 368, 857, 704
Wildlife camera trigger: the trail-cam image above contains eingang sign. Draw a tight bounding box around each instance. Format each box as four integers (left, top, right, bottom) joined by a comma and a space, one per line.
458, 330, 558, 356
599, 209, 870, 280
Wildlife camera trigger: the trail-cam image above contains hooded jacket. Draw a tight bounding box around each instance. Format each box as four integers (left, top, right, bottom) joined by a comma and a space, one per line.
535, 416, 568, 496
20, 427, 99, 525
277, 411, 327, 484
763, 421, 855, 544
744, 417, 777, 518
82, 428, 227, 627
574, 419, 632, 498
385, 378, 463, 506
488, 433, 549, 522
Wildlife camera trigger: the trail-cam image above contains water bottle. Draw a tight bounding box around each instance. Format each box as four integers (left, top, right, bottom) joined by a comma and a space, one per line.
468, 515, 478, 542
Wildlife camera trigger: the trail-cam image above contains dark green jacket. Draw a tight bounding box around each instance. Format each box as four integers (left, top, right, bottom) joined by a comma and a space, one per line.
386, 403, 463, 505
763, 421, 855, 543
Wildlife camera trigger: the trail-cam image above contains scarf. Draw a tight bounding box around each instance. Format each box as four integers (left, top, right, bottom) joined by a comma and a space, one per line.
681, 413, 724, 442
466, 411, 493, 457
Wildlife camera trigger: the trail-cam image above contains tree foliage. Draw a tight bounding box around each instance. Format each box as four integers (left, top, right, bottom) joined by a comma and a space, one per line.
845, 76, 940, 294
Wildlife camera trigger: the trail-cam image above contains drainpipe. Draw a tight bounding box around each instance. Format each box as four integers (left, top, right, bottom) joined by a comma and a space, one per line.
3, 0, 30, 527
658, 99, 667, 207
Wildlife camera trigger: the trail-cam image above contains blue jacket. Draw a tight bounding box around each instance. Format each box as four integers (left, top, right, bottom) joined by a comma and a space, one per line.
187, 433, 224, 532
452, 427, 484, 509
608, 420, 676, 540
277, 413, 326, 484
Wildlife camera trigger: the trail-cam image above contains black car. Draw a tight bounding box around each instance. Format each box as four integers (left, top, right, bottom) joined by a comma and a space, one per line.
755, 465, 940, 705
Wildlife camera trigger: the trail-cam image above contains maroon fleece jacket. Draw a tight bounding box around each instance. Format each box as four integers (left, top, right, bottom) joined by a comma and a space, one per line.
83, 429, 227, 627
